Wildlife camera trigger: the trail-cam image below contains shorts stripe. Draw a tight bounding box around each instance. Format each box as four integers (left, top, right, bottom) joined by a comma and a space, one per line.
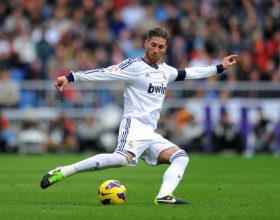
117, 118, 131, 151
169, 150, 188, 163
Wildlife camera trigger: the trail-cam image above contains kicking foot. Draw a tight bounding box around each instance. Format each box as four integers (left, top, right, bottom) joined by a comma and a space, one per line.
40, 167, 64, 189
154, 195, 190, 205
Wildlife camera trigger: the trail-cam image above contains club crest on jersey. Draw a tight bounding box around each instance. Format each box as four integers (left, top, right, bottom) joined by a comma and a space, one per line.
147, 83, 166, 94
162, 72, 167, 80
128, 140, 133, 148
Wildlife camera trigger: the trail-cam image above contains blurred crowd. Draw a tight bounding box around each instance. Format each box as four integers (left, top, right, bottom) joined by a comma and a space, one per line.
165, 106, 280, 156
0, 0, 279, 85
1, 105, 279, 156
1, 0, 280, 156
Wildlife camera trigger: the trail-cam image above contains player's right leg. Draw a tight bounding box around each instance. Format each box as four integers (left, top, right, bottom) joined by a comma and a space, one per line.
40, 151, 132, 189
154, 145, 190, 205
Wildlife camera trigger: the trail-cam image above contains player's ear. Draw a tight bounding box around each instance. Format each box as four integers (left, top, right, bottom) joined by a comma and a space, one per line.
144, 39, 148, 49
164, 44, 168, 52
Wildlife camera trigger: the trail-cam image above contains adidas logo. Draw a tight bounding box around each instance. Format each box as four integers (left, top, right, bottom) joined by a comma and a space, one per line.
145, 73, 150, 77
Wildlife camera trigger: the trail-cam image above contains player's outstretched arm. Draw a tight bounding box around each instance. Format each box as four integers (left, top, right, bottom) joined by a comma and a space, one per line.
183, 54, 239, 80
221, 55, 238, 70
55, 76, 69, 91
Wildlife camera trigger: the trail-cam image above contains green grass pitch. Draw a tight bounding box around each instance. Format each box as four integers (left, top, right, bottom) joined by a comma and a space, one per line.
0, 154, 279, 220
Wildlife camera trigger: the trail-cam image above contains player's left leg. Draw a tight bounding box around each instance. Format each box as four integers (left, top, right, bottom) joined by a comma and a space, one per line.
40, 151, 132, 189
41, 117, 136, 189
155, 146, 190, 204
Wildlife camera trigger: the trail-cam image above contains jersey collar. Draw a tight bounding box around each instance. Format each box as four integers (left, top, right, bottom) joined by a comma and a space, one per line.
141, 57, 160, 69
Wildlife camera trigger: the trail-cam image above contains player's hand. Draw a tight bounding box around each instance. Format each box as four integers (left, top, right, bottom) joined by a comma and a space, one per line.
55, 76, 68, 91
222, 55, 238, 70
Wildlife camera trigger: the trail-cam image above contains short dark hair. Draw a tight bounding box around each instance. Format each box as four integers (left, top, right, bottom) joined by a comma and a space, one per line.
147, 27, 169, 44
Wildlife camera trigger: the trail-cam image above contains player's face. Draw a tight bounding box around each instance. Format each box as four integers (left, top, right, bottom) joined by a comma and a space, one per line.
144, 37, 167, 65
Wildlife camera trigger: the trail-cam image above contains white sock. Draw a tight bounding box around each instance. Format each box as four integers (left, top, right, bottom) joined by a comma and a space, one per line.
61, 152, 128, 177
157, 150, 189, 198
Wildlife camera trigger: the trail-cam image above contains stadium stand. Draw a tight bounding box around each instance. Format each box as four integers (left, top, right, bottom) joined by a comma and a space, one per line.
0, 0, 279, 155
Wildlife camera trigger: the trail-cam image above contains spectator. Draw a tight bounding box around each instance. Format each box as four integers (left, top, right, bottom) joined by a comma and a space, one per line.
211, 110, 244, 154
246, 108, 276, 156
13, 27, 36, 64
44, 4, 71, 46
139, 4, 159, 33
0, 109, 17, 152
17, 118, 48, 154
121, 0, 145, 30
3, 7, 30, 35
81, 0, 96, 28
0, 68, 19, 108
87, 16, 114, 49
47, 111, 78, 152
0, 109, 8, 151
181, 114, 206, 152
126, 33, 145, 58
109, 9, 126, 37
77, 116, 100, 152
46, 43, 74, 79
118, 28, 133, 56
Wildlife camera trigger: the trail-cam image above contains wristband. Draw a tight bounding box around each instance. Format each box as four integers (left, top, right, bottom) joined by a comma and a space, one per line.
216, 64, 224, 74
66, 72, 74, 82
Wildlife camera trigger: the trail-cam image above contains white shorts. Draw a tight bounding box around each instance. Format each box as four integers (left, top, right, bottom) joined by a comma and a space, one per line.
115, 117, 177, 166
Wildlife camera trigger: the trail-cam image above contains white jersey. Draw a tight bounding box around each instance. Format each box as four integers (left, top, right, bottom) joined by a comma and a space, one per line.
72, 57, 218, 129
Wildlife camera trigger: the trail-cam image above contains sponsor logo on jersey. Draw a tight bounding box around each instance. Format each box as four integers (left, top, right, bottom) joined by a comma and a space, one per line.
147, 83, 166, 94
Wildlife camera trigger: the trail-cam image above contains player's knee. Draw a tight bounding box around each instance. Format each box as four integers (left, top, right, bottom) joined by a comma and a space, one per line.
113, 152, 129, 166
178, 154, 189, 168
169, 149, 189, 166
158, 146, 181, 163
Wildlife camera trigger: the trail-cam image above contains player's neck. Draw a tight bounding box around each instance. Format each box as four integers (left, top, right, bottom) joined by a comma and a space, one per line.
143, 55, 160, 68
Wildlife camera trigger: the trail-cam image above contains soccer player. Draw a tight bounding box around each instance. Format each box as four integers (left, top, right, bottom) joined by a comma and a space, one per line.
40, 27, 238, 204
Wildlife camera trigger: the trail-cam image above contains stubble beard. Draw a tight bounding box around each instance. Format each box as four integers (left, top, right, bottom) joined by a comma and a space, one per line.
146, 52, 160, 66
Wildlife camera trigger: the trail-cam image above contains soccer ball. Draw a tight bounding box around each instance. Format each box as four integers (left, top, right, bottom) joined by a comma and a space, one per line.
98, 180, 126, 205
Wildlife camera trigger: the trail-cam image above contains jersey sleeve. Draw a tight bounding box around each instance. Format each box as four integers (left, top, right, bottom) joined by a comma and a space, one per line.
166, 65, 181, 82
71, 59, 135, 82
184, 66, 218, 79
169, 65, 221, 81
